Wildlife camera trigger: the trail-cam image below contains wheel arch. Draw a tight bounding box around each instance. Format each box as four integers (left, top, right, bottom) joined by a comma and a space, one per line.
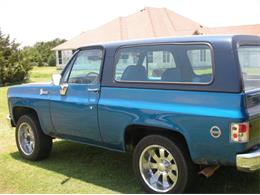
124, 124, 192, 158
12, 106, 40, 127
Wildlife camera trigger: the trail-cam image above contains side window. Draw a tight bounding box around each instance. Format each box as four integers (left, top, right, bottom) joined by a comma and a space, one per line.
187, 48, 212, 76
61, 53, 77, 83
68, 49, 103, 84
115, 50, 141, 80
114, 44, 213, 84
146, 50, 176, 80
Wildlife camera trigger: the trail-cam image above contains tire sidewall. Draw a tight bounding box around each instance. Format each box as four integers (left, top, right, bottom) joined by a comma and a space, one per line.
15, 115, 41, 160
133, 135, 190, 193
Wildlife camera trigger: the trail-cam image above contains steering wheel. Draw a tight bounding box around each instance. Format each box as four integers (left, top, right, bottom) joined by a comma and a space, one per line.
86, 72, 99, 83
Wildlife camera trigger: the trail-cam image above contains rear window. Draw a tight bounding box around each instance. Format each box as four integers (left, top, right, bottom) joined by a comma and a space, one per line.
114, 44, 213, 84
238, 46, 260, 90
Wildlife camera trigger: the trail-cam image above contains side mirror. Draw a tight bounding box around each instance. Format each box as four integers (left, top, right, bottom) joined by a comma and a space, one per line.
51, 74, 61, 86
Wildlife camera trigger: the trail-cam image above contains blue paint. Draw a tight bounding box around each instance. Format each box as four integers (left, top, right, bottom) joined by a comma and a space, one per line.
49, 83, 101, 142
7, 35, 260, 167
98, 87, 247, 165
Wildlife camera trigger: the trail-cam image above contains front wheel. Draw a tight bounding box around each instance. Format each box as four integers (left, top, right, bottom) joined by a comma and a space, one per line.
133, 135, 194, 193
15, 114, 52, 161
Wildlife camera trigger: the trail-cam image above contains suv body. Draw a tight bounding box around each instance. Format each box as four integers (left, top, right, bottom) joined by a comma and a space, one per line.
7, 35, 260, 193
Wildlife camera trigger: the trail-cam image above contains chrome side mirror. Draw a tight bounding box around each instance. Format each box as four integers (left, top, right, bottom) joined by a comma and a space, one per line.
51, 74, 61, 86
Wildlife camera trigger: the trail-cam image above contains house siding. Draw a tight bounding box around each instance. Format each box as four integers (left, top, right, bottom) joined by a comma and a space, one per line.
56, 50, 74, 69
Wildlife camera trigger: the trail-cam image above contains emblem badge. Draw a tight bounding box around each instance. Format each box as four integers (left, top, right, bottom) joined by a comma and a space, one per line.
210, 126, 222, 138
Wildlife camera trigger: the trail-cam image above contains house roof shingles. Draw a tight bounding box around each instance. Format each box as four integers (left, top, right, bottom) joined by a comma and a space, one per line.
53, 7, 260, 51
52, 7, 204, 50
206, 24, 260, 36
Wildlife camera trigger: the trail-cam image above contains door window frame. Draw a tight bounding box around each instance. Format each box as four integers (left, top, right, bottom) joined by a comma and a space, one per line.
60, 46, 105, 85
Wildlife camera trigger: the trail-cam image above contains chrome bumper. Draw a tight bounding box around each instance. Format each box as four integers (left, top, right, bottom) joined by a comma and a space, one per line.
236, 148, 260, 172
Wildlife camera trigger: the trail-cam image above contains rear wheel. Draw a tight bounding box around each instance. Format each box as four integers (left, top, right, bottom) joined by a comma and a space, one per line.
133, 135, 194, 193
15, 114, 52, 161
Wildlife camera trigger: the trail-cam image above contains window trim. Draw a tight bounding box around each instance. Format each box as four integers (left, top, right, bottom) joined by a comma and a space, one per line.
113, 42, 215, 86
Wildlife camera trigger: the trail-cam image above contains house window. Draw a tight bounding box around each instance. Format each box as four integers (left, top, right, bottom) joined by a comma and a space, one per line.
58, 51, 62, 65
187, 48, 212, 76
163, 51, 170, 63
200, 50, 206, 62
147, 52, 153, 63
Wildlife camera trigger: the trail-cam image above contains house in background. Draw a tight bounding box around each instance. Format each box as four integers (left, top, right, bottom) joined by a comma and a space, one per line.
52, 7, 206, 68
52, 7, 260, 69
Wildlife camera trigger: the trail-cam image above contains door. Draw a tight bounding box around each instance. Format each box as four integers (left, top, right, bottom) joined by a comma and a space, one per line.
50, 48, 103, 142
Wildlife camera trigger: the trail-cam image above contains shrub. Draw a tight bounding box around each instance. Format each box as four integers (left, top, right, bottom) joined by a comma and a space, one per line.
0, 30, 32, 85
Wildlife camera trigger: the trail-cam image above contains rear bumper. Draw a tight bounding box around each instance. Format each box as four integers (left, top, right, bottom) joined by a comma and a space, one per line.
236, 148, 260, 172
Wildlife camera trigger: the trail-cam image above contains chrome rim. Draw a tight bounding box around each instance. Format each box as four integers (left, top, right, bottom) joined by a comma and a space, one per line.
139, 145, 178, 193
18, 122, 35, 155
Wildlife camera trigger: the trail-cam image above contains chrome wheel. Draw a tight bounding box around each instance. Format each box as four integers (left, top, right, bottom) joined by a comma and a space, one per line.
139, 144, 178, 193
18, 122, 35, 155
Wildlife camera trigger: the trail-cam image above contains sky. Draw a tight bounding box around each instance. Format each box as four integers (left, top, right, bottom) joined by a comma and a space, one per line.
0, 0, 259, 46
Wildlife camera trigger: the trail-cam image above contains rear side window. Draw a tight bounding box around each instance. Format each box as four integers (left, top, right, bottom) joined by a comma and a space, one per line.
187, 49, 212, 75
114, 44, 213, 84
238, 45, 260, 90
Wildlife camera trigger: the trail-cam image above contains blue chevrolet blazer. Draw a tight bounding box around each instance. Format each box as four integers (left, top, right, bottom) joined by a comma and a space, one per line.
7, 35, 260, 193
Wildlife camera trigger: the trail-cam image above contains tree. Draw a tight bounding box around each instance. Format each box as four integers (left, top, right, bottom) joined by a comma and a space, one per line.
0, 30, 32, 85
25, 38, 66, 67
0, 28, 66, 85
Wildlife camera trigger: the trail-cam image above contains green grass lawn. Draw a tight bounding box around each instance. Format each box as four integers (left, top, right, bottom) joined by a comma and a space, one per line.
0, 66, 259, 193
29, 66, 60, 83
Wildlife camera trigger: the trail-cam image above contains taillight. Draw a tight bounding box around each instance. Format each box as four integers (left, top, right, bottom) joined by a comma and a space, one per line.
230, 122, 249, 143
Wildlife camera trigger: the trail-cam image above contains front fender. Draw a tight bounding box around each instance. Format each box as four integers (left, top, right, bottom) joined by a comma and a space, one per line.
7, 83, 54, 134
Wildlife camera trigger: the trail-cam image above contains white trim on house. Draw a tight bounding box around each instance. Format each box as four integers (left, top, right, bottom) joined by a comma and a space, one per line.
55, 50, 74, 69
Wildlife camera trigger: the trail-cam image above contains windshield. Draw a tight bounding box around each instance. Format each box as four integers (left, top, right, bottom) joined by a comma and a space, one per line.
238, 46, 260, 91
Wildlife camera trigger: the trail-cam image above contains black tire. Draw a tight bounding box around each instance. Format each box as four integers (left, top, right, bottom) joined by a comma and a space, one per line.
15, 114, 52, 161
133, 135, 195, 193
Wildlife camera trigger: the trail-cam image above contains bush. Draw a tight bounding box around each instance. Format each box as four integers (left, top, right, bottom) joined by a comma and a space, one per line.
0, 30, 32, 85
47, 54, 56, 66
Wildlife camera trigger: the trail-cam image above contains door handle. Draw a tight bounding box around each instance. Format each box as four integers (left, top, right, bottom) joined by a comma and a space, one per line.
88, 88, 100, 92
60, 83, 68, 96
